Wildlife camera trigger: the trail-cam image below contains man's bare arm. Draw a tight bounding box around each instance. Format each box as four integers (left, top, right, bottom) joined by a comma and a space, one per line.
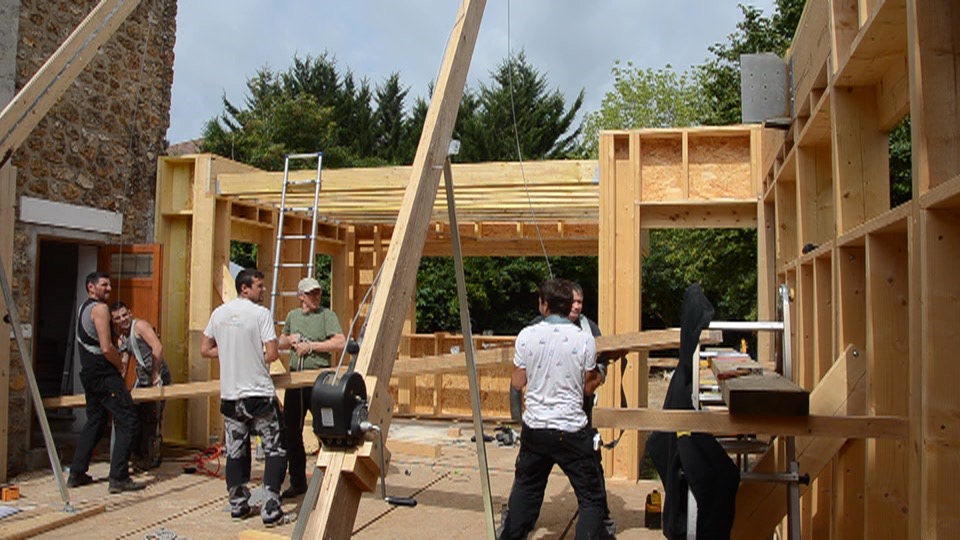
92, 303, 122, 371
511, 366, 527, 391
264, 339, 279, 364
200, 335, 218, 358
135, 319, 164, 381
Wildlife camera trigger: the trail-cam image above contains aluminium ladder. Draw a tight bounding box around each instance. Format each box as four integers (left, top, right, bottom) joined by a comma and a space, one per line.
268, 152, 324, 323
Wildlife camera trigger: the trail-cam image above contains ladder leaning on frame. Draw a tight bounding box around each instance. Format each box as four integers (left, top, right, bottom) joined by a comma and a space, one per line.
269, 152, 324, 323
688, 285, 801, 540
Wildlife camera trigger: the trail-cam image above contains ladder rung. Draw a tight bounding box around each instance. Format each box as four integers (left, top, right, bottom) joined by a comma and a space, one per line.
282, 206, 315, 213
709, 321, 784, 331
285, 179, 320, 187
275, 263, 309, 268
273, 291, 300, 297
286, 152, 323, 160
277, 234, 313, 241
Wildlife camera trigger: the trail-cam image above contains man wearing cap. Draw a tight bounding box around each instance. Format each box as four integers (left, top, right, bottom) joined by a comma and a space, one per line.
277, 277, 345, 498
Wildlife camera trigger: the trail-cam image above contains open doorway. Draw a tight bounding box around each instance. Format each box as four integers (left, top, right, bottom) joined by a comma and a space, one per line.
33, 239, 99, 449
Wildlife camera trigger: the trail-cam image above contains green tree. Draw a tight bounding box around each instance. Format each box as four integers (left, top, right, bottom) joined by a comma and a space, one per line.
454, 51, 584, 162
580, 63, 707, 157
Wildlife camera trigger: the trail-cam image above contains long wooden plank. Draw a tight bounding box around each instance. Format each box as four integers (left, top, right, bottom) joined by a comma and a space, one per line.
591, 409, 906, 440
731, 345, 865, 540
42, 328, 720, 409
0, 503, 105, 539
0, 0, 142, 166
302, 2, 487, 537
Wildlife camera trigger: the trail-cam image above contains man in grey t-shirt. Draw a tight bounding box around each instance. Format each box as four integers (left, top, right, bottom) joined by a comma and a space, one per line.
201, 269, 286, 525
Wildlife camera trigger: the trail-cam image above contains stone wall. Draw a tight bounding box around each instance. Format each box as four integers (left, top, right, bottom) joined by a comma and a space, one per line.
7, 0, 177, 474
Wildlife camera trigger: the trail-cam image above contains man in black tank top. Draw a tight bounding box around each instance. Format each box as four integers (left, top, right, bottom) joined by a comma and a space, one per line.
68, 272, 146, 493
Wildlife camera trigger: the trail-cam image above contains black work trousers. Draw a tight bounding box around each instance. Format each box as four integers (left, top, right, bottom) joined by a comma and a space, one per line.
283, 386, 313, 488
70, 369, 138, 483
500, 425, 606, 540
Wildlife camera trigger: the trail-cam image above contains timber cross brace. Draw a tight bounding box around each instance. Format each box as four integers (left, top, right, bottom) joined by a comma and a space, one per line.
300, 1, 487, 537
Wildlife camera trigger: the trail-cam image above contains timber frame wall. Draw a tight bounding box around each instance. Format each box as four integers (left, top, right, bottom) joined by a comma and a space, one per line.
743, 0, 959, 537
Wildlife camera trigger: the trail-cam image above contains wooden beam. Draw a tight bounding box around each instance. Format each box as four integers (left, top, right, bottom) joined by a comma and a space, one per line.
187, 156, 216, 447
591, 409, 906, 440
0, 0, 142, 166
216, 160, 598, 195
302, 2, 487, 537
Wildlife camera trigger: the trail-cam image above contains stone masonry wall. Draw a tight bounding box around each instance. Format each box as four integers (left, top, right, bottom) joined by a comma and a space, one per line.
7, 0, 177, 474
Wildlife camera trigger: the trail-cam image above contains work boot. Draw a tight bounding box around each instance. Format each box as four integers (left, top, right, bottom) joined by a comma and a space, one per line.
67, 472, 94, 488
281, 483, 307, 499
261, 497, 284, 527
231, 501, 252, 520
108, 478, 147, 494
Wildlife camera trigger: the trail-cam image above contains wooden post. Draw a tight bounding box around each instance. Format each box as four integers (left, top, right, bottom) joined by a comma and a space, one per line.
187, 156, 217, 447
302, 1, 486, 536
0, 164, 15, 481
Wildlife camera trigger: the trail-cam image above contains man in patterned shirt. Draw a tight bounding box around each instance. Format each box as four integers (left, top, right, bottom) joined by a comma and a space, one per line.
499, 279, 605, 539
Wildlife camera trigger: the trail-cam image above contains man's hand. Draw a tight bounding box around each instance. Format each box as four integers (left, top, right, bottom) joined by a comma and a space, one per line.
596, 362, 608, 384
293, 339, 313, 356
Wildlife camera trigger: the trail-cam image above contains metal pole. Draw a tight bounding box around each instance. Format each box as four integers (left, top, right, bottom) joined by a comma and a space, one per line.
0, 253, 73, 510
443, 158, 497, 539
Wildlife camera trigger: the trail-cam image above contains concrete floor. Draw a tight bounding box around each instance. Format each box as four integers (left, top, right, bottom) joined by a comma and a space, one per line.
0, 419, 668, 539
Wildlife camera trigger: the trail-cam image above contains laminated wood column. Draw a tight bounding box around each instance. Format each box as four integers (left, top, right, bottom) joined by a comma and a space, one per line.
598, 132, 644, 480
186, 156, 218, 446
834, 245, 866, 538
864, 231, 909, 540
303, 1, 485, 536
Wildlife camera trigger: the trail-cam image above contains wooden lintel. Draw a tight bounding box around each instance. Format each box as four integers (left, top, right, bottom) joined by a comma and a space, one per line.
636, 200, 758, 229
593, 408, 905, 439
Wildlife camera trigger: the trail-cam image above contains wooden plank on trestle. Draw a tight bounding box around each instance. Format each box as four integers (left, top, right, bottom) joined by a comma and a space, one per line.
721, 372, 810, 416
730, 345, 868, 540
301, 2, 487, 537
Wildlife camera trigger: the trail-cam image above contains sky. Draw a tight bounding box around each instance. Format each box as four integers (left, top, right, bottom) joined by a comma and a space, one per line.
166, 1, 777, 144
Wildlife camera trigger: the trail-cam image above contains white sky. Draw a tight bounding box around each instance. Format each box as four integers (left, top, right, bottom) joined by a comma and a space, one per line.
167, 1, 777, 144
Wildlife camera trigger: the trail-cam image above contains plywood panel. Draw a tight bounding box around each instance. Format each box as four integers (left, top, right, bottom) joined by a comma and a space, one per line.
687, 136, 753, 200
639, 137, 683, 201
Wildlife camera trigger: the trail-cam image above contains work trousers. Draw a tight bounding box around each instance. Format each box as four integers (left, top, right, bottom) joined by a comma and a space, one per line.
500, 425, 606, 540
71, 369, 138, 483
283, 386, 313, 488
221, 397, 287, 508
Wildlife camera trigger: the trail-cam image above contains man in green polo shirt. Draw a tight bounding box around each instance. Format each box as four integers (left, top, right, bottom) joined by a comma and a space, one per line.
277, 277, 345, 498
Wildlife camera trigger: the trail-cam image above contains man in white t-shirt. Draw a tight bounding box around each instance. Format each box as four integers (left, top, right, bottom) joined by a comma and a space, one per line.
499, 279, 605, 539
201, 269, 286, 526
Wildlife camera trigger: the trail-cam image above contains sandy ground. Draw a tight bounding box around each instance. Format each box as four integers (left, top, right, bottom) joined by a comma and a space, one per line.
1, 369, 678, 539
